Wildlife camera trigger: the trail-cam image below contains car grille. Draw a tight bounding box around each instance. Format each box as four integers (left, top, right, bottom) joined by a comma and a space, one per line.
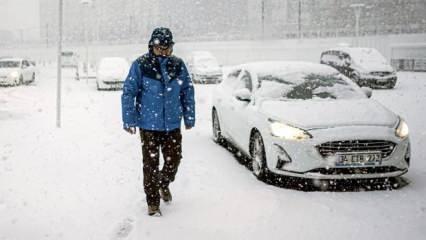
310, 166, 402, 175
370, 71, 392, 77
317, 140, 396, 159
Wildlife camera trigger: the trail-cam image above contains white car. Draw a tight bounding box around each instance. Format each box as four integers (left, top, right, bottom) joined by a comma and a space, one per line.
96, 57, 129, 90
187, 51, 222, 84
0, 58, 36, 86
320, 47, 397, 89
212, 61, 410, 180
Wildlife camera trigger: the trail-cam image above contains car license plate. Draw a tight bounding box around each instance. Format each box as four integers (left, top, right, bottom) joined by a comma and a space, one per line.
336, 152, 382, 166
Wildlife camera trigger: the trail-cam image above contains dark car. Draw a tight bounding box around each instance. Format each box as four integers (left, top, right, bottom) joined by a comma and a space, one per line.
320, 47, 397, 89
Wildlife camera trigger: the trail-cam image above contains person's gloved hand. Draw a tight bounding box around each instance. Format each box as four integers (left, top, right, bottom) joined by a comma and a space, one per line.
124, 127, 137, 134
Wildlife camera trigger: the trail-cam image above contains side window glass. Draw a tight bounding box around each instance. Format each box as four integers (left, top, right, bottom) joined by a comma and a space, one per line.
224, 69, 241, 88
240, 71, 252, 91
227, 69, 241, 79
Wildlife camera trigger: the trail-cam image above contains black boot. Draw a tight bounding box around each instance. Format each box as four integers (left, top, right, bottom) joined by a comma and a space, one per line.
160, 187, 172, 203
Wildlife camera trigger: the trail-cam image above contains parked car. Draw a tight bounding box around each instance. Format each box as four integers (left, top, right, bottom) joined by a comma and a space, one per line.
96, 57, 129, 90
212, 61, 410, 181
320, 47, 397, 89
187, 51, 222, 84
0, 58, 36, 86
61, 51, 79, 68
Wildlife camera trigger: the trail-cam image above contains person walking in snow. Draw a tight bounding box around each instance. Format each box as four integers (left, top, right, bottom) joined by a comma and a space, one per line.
121, 27, 195, 216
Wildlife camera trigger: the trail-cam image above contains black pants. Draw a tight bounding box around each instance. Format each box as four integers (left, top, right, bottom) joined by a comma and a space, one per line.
140, 128, 182, 207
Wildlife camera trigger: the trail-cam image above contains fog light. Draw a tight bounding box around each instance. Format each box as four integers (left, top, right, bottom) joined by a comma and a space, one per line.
274, 143, 292, 169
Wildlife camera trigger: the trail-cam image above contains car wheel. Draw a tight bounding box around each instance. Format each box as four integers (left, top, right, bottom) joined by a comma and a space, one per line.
19, 75, 24, 85
351, 72, 361, 86
191, 74, 196, 83
96, 82, 101, 91
212, 108, 225, 144
250, 131, 268, 180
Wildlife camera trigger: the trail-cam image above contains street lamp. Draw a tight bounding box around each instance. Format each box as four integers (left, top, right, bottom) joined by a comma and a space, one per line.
298, 0, 302, 39
57, 0, 64, 128
261, 0, 265, 39
81, 0, 92, 82
350, 3, 365, 47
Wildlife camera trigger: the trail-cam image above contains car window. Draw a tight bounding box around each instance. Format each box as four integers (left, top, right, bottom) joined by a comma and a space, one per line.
257, 72, 365, 100
0, 61, 20, 68
321, 51, 341, 65
239, 70, 253, 91
22, 61, 29, 67
223, 69, 241, 88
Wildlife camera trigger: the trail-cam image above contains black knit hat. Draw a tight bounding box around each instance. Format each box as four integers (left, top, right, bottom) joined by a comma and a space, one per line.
149, 27, 174, 47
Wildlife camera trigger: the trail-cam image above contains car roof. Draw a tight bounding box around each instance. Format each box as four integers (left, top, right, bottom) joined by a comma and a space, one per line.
99, 57, 128, 62
0, 58, 23, 62
190, 51, 214, 57
323, 47, 379, 55
234, 61, 338, 76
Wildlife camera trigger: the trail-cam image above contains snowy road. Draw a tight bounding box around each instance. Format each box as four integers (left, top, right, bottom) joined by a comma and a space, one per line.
1, 67, 426, 240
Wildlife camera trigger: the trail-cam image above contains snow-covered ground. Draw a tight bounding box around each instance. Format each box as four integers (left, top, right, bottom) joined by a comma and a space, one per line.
1, 67, 426, 240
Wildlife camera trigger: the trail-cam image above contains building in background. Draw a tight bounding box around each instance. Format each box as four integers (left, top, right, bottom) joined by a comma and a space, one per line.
38, 0, 426, 45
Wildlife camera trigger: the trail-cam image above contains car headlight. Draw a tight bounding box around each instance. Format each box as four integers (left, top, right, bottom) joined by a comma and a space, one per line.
395, 118, 409, 139
9, 71, 19, 78
269, 120, 312, 141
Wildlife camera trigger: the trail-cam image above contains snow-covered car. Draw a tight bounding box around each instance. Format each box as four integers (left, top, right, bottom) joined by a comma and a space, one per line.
320, 47, 397, 89
61, 51, 79, 68
0, 58, 36, 86
212, 61, 410, 181
96, 57, 129, 90
187, 51, 222, 84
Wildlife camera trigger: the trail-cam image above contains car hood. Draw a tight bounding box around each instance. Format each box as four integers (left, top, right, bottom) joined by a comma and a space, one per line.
193, 66, 222, 75
354, 62, 394, 73
97, 68, 127, 79
260, 99, 398, 130
0, 68, 18, 76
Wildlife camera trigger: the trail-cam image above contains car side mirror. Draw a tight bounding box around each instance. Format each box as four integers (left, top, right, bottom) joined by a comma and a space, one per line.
361, 87, 373, 98
234, 88, 251, 102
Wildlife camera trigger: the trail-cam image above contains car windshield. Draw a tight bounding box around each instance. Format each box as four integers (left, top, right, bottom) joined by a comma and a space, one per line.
196, 57, 218, 67
257, 72, 365, 100
99, 59, 128, 70
350, 49, 388, 65
0, 61, 20, 68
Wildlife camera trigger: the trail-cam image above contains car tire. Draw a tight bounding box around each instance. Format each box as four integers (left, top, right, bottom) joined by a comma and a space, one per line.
191, 74, 196, 84
250, 131, 268, 180
19, 75, 24, 85
31, 73, 35, 83
212, 108, 225, 144
350, 72, 361, 86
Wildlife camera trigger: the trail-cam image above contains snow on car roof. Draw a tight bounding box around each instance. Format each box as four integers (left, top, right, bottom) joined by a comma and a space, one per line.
0, 58, 23, 62
325, 47, 386, 62
239, 61, 338, 75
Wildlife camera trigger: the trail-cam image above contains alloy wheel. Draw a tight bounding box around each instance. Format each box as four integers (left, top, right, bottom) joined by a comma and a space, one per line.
251, 132, 266, 179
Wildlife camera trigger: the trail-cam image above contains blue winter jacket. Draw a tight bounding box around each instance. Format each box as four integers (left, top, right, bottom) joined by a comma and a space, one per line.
121, 53, 195, 131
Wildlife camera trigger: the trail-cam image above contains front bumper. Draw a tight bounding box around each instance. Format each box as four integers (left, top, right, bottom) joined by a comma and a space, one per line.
97, 78, 124, 90
192, 73, 222, 84
264, 125, 410, 179
0, 76, 17, 86
358, 75, 397, 88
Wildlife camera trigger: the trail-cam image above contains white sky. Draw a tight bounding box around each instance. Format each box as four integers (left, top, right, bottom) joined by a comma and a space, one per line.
0, 0, 39, 32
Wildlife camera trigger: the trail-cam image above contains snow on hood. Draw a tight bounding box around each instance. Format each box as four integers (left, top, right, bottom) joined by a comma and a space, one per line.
0, 68, 19, 76
260, 98, 397, 130
348, 48, 394, 72
355, 62, 394, 73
